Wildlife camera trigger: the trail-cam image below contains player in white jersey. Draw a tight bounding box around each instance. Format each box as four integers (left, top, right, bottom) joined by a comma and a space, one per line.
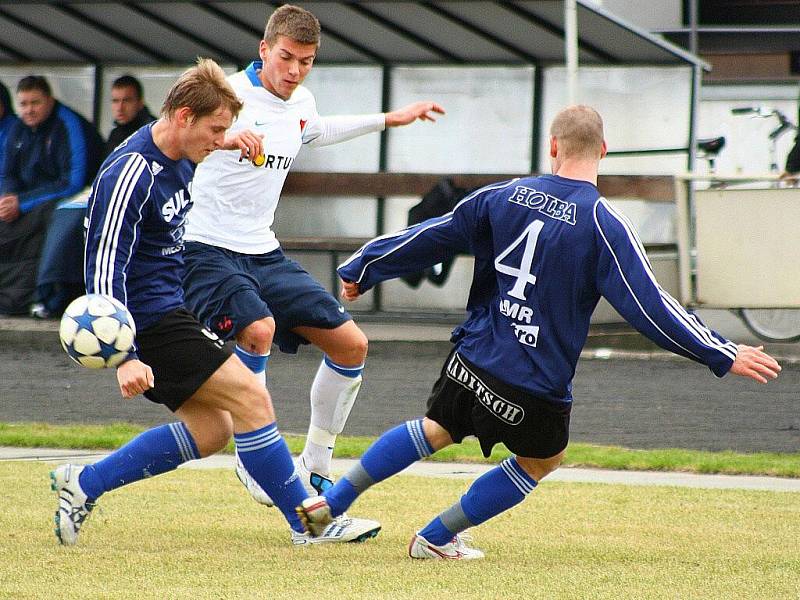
182, 4, 445, 502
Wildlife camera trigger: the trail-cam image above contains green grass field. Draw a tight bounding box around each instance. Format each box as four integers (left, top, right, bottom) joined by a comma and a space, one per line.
2, 421, 799, 477
1, 462, 798, 600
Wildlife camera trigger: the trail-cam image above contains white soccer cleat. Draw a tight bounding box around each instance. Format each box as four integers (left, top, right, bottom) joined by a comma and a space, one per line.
408, 532, 485, 560
50, 464, 96, 546
235, 453, 333, 507
234, 450, 275, 507
294, 496, 380, 544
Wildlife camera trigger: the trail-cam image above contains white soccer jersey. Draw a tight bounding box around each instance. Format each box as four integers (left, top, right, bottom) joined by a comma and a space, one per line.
185, 64, 316, 253
185, 61, 384, 254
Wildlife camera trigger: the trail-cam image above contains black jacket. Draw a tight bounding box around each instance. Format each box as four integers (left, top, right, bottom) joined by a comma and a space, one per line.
105, 105, 156, 157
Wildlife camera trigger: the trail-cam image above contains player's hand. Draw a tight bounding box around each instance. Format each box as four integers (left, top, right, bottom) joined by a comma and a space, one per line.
729, 345, 781, 383
117, 359, 155, 399
224, 129, 265, 164
340, 280, 361, 302
385, 101, 445, 127
0, 194, 20, 223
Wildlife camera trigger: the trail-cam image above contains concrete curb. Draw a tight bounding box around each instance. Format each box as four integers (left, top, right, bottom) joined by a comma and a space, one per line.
4, 447, 799, 493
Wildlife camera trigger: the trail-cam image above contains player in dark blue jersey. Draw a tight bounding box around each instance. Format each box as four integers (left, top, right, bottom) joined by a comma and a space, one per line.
50, 59, 379, 547
297, 105, 782, 559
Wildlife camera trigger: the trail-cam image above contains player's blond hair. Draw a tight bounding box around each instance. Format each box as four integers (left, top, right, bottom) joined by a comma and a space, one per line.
161, 58, 243, 121
264, 4, 321, 47
549, 105, 605, 160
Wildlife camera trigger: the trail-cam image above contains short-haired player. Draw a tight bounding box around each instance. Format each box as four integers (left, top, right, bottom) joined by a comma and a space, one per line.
296, 105, 782, 559
50, 59, 380, 547
181, 4, 445, 503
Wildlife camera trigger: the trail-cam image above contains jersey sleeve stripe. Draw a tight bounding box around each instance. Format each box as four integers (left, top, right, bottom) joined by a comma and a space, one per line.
338, 179, 519, 279
595, 199, 737, 362
594, 199, 703, 361
598, 198, 737, 359
344, 214, 455, 283
598, 198, 736, 358
93, 154, 149, 300
599, 198, 732, 352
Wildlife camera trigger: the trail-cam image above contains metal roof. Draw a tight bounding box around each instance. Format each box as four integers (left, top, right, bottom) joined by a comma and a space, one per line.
0, 1, 706, 68
659, 26, 800, 56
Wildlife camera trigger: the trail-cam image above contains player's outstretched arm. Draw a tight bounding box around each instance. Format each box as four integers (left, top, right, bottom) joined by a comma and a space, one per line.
385, 101, 445, 127
222, 129, 264, 162
729, 345, 781, 383
117, 359, 155, 399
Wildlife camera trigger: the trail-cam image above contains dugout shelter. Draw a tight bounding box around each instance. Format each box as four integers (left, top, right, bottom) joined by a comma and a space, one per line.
0, 1, 706, 316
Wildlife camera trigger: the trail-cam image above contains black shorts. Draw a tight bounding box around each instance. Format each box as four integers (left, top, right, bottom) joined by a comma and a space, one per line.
135, 308, 233, 412
426, 350, 571, 459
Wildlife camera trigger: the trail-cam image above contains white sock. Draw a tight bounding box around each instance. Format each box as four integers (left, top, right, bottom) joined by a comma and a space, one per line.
301, 357, 363, 476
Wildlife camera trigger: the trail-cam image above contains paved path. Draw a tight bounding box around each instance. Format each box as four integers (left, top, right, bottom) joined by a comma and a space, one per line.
2, 339, 798, 453
3, 447, 798, 493
2, 317, 799, 453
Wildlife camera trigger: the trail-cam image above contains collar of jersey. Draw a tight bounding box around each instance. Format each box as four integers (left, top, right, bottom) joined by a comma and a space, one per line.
245, 61, 293, 104
245, 61, 263, 87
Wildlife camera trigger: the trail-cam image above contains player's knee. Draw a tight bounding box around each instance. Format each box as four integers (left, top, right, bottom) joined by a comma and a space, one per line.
238, 318, 275, 354
352, 329, 368, 361
516, 450, 564, 482
334, 328, 368, 365
422, 417, 453, 451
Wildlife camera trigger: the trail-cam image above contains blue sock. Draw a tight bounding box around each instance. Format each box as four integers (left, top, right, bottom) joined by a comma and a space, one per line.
235, 423, 307, 533
419, 457, 537, 546
235, 345, 269, 383
325, 419, 433, 516
78, 422, 199, 501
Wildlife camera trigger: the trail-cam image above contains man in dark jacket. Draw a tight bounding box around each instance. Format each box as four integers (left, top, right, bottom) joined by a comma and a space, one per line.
105, 75, 155, 156
0, 76, 103, 316
0, 81, 19, 165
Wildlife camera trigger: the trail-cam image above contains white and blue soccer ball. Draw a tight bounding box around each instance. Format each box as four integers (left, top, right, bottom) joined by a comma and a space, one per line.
59, 294, 136, 369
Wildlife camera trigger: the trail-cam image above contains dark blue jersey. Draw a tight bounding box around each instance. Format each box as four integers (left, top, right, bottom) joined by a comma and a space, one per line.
0, 102, 103, 212
339, 174, 737, 404
84, 124, 195, 330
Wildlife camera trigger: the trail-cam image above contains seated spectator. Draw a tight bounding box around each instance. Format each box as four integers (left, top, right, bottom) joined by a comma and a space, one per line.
0, 76, 103, 317
0, 81, 19, 162
105, 74, 155, 155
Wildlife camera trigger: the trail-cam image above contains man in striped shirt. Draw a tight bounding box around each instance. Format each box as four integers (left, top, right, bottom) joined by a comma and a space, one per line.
297, 105, 782, 559
50, 59, 379, 548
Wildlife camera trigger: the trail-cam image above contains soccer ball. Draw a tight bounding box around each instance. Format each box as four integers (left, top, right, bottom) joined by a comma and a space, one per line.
59, 294, 136, 369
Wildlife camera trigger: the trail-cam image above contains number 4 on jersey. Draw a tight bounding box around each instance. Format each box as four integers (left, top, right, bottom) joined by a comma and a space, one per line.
494, 220, 544, 300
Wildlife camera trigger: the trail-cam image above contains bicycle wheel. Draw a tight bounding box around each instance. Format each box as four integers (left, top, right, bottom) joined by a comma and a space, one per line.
736, 308, 800, 343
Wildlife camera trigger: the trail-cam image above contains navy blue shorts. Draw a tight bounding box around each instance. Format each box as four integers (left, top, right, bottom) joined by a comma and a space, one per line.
182, 242, 351, 353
